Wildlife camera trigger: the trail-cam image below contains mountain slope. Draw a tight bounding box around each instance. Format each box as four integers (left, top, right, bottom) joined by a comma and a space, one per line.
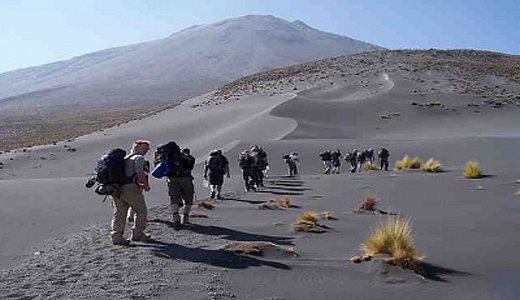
0, 15, 383, 111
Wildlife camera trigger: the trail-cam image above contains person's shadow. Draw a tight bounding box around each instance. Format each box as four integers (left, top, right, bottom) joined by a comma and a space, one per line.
146, 240, 291, 270
148, 220, 294, 246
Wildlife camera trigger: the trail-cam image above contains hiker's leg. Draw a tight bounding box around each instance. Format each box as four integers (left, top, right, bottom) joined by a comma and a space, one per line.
111, 195, 129, 243
168, 178, 183, 224
127, 207, 136, 222
181, 177, 194, 221
123, 184, 148, 239
216, 185, 222, 197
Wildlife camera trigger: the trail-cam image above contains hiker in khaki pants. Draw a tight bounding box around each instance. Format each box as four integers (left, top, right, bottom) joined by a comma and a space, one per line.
111, 140, 152, 245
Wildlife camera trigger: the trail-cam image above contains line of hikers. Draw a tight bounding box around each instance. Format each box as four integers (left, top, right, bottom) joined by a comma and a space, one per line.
319, 148, 389, 174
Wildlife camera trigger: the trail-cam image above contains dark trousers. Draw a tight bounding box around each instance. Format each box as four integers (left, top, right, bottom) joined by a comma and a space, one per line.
242, 168, 256, 190
380, 159, 389, 171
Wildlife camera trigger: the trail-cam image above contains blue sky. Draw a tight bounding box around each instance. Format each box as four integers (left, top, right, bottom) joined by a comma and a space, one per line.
1, 0, 519, 73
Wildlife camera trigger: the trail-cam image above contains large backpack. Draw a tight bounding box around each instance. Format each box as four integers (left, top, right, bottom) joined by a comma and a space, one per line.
89, 148, 133, 198
95, 148, 129, 185
239, 154, 254, 169
155, 141, 194, 177
207, 155, 223, 172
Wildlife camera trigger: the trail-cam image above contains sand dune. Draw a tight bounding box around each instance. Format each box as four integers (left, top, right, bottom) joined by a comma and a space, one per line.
1, 50, 520, 299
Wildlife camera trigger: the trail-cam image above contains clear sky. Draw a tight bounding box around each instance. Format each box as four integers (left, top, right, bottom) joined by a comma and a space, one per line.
1, 0, 519, 73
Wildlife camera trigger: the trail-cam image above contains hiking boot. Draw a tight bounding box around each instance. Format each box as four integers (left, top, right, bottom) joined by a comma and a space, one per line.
172, 213, 181, 230
131, 234, 152, 242
112, 239, 130, 246
181, 214, 190, 225
216, 194, 223, 200
210, 191, 216, 199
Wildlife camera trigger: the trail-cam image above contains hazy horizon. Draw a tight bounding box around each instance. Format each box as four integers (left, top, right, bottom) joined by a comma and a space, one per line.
1, 0, 519, 74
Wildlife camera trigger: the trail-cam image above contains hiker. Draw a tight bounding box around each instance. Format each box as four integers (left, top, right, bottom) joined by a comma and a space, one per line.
378, 148, 390, 171
285, 152, 300, 176
204, 149, 229, 200
331, 149, 342, 174
251, 145, 268, 187
155, 142, 195, 229
345, 149, 358, 173
318, 150, 333, 175
357, 150, 367, 172
365, 148, 374, 165
239, 149, 257, 191
111, 140, 152, 245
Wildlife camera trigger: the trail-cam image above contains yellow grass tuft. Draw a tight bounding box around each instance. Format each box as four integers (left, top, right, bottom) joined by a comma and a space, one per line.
292, 211, 326, 233
463, 160, 482, 178
360, 217, 423, 263
409, 157, 422, 169
362, 162, 380, 171
297, 212, 319, 224
322, 211, 332, 220
421, 158, 444, 172
395, 154, 412, 170
272, 195, 292, 207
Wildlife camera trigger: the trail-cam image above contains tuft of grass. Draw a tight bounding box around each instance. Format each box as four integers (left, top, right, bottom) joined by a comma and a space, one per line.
272, 195, 292, 207
463, 160, 482, 178
360, 217, 423, 265
409, 157, 422, 169
292, 211, 326, 233
357, 191, 377, 212
297, 212, 319, 224
421, 158, 444, 172
362, 162, 380, 171
198, 200, 214, 210
322, 211, 332, 220
395, 154, 412, 170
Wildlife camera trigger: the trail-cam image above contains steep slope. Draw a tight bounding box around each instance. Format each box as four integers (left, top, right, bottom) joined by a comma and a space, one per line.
0, 15, 383, 110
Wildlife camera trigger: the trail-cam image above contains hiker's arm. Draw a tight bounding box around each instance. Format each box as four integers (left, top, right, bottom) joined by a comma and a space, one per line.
203, 161, 208, 178
136, 172, 150, 191
134, 157, 150, 191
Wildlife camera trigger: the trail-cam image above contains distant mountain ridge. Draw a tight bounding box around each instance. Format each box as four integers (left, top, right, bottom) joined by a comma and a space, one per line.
0, 15, 384, 111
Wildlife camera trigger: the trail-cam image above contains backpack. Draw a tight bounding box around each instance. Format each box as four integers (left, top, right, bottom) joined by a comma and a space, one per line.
239, 154, 254, 169
379, 148, 389, 159
155, 141, 191, 177
89, 148, 134, 198
207, 156, 223, 172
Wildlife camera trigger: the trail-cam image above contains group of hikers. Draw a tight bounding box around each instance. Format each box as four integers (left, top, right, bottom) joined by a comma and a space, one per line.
90, 140, 389, 246
319, 148, 390, 174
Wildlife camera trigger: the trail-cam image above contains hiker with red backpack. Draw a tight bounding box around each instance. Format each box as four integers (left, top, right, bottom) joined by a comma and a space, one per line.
204, 149, 230, 200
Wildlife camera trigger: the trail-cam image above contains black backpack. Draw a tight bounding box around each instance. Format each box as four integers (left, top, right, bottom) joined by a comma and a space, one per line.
87, 148, 133, 198
379, 148, 389, 159
155, 141, 194, 177
96, 148, 129, 185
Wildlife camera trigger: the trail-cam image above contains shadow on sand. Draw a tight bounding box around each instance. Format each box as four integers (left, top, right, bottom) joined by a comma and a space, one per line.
420, 262, 471, 282
255, 190, 304, 196
148, 220, 294, 246
144, 240, 291, 270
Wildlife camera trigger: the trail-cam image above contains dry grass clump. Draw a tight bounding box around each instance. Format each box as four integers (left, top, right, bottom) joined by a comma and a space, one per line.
409, 157, 422, 169
198, 200, 214, 210
321, 211, 332, 220
361, 162, 380, 171
219, 241, 298, 257
359, 217, 423, 271
356, 191, 377, 212
292, 212, 326, 233
421, 158, 444, 172
395, 154, 412, 170
463, 160, 482, 178
272, 195, 293, 207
